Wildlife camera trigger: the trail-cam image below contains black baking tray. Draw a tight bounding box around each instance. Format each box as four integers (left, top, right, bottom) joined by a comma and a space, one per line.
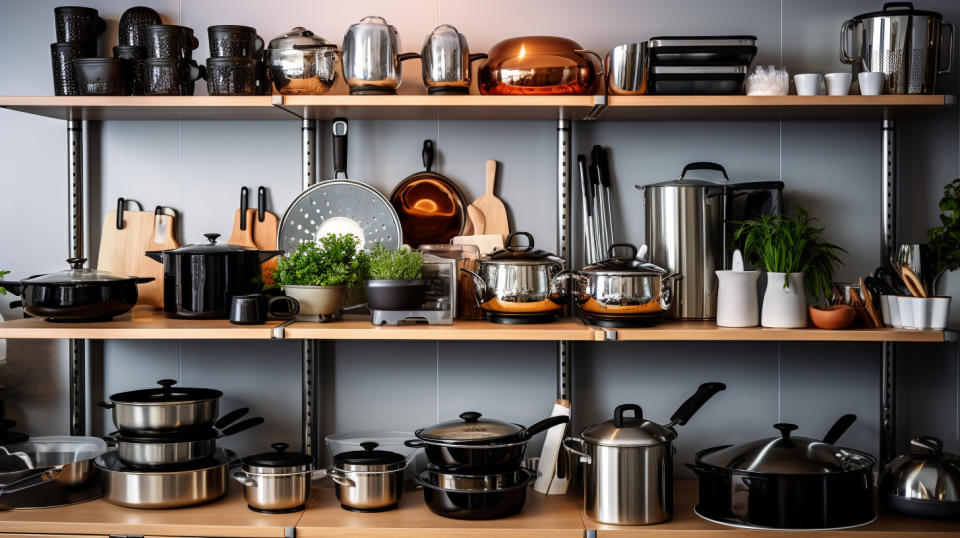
651, 65, 747, 95
649, 35, 757, 65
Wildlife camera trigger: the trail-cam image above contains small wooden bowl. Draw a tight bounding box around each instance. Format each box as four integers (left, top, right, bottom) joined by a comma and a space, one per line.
809, 305, 856, 330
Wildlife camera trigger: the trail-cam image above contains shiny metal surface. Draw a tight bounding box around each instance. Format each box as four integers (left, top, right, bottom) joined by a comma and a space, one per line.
328, 465, 403, 511
421, 24, 486, 94
0, 437, 107, 503
605, 42, 650, 95
462, 262, 568, 314
478, 36, 601, 95
266, 48, 338, 95
96, 449, 233, 509
425, 467, 530, 491
342, 16, 418, 93
234, 469, 311, 512
115, 437, 215, 468
108, 398, 219, 433
573, 270, 676, 315
841, 5, 954, 94
881, 436, 960, 502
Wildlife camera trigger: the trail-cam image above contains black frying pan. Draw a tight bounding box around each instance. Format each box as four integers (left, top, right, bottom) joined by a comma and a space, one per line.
389, 140, 467, 248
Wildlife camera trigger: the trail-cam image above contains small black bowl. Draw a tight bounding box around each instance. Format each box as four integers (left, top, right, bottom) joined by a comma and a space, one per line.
365, 279, 427, 311
72, 58, 126, 95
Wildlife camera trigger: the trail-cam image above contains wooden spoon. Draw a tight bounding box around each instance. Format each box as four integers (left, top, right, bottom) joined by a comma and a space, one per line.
901, 265, 927, 298
860, 277, 882, 328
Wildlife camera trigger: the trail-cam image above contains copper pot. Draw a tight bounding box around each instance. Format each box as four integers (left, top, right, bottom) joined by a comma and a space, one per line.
478, 36, 601, 95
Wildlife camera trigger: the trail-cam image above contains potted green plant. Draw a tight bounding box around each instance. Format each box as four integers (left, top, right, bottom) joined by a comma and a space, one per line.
735, 208, 845, 328
273, 233, 366, 321
364, 243, 425, 311
926, 178, 960, 326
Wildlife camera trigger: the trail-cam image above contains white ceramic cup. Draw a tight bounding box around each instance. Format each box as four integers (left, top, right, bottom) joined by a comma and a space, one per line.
881, 295, 902, 328
858, 71, 884, 95
794, 73, 822, 96
825, 72, 852, 96
879, 294, 891, 326
929, 296, 951, 330
716, 270, 761, 327
898, 296, 917, 329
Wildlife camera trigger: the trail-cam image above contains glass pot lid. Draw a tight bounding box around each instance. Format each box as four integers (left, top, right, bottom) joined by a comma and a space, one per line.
484, 232, 563, 264
698, 423, 875, 474
242, 442, 313, 469
109, 379, 222, 404
268, 26, 335, 50
163, 233, 257, 254
581, 404, 676, 447
580, 243, 669, 276
333, 441, 405, 468
419, 411, 523, 442
24, 258, 138, 284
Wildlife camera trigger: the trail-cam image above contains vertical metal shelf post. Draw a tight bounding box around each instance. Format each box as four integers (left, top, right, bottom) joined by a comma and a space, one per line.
300, 119, 320, 463
557, 118, 572, 401
880, 119, 897, 465
67, 119, 85, 435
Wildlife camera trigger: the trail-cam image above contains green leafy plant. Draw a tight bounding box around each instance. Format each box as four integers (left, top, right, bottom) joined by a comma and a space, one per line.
926, 178, 960, 273
273, 234, 367, 287
0, 269, 7, 295
734, 207, 845, 302
366, 243, 423, 280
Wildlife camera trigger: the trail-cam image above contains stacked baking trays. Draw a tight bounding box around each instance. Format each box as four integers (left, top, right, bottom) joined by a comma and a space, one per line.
648, 35, 757, 95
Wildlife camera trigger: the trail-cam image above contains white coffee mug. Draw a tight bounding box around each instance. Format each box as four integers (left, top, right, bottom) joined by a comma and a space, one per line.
858, 71, 884, 95
716, 270, 761, 327
825, 72, 852, 96
794, 73, 822, 96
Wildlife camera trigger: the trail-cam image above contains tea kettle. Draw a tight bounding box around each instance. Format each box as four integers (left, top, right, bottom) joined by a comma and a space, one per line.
879, 436, 960, 519
421, 24, 487, 94
342, 16, 420, 95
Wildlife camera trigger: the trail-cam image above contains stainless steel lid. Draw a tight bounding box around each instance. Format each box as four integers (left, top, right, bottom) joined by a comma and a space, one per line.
419, 411, 522, 442
580, 243, 669, 276
699, 423, 875, 474
267, 26, 335, 50
25, 258, 138, 284
241, 442, 313, 474
580, 404, 676, 447
484, 232, 564, 266
333, 441, 405, 472
881, 436, 960, 502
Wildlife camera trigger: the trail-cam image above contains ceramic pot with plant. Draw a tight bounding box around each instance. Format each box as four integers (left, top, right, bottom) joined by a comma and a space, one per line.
273, 233, 366, 321
927, 178, 960, 328
736, 208, 845, 328
364, 244, 426, 311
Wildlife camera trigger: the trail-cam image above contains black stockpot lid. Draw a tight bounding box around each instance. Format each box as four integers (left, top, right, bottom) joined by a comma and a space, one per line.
852, 2, 942, 20
161, 233, 259, 254
419, 411, 523, 443
243, 442, 313, 467
580, 243, 669, 276
109, 379, 222, 404
23, 258, 140, 285
334, 441, 405, 465
485, 232, 562, 263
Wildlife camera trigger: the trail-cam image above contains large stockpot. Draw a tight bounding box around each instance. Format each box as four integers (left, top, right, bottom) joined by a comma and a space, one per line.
145, 233, 281, 319
0, 436, 107, 509
841, 2, 954, 94
234, 442, 315, 513
100, 379, 222, 435
563, 383, 726, 525
879, 436, 960, 519
478, 36, 602, 95
327, 441, 406, 512
342, 16, 419, 95
264, 27, 339, 95
421, 24, 486, 94
96, 449, 234, 509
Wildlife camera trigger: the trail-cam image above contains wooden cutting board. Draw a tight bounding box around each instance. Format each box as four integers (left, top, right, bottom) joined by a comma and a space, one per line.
468, 160, 508, 242
98, 210, 178, 307
464, 204, 486, 235
253, 209, 280, 287
227, 208, 258, 249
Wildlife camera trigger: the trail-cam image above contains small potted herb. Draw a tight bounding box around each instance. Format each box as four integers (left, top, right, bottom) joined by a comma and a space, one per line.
735, 208, 845, 328
273, 233, 366, 320
926, 178, 960, 327
364, 243, 425, 311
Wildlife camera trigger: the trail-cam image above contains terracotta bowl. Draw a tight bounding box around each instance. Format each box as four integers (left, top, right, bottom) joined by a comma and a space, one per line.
809, 305, 856, 330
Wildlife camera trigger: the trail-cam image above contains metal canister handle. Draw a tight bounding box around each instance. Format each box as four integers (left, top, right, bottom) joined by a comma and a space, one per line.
326, 467, 357, 488
839, 19, 861, 64
562, 437, 592, 465
939, 22, 955, 75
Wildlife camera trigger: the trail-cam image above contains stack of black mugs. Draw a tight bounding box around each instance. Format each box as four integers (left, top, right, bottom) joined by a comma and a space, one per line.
112, 6, 162, 95
205, 25, 265, 95
50, 6, 107, 95
141, 22, 203, 95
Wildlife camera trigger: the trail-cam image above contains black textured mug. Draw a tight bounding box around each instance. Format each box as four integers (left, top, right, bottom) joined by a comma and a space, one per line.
118, 6, 162, 48
205, 57, 258, 95
144, 24, 199, 60
113, 45, 144, 95
73, 58, 126, 96
207, 25, 264, 58
140, 58, 202, 95
51, 42, 85, 95
54, 6, 105, 56
229, 294, 300, 325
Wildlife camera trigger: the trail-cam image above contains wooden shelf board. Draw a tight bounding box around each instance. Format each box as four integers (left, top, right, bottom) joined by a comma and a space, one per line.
0, 483, 301, 537
606, 320, 946, 342
283, 94, 598, 120
294, 485, 584, 537
604, 94, 954, 120
284, 315, 602, 341
0, 96, 296, 121
0, 306, 283, 340
588, 481, 960, 536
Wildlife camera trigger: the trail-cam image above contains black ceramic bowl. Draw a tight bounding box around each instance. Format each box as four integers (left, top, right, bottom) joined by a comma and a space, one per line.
205, 57, 257, 95
72, 58, 126, 95
365, 279, 427, 311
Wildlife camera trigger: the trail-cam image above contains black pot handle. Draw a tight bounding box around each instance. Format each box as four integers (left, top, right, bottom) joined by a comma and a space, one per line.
204, 233, 220, 245
680, 162, 729, 182
822, 414, 857, 445
398, 52, 421, 62
459, 411, 482, 422
469, 53, 488, 63
361, 441, 379, 451
773, 423, 798, 440
910, 436, 943, 456
157, 379, 177, 392
332, 117, 348, 179
66, 257, 87, 269
525, 415, 570, 437
422, 139, 435, 172
607, 243, 638, 261
614, 403, 643, 427
271, 442, 289, 453
0, 281, 22, 296
404, 438, 425, 448
220, 417, 264, 437
134, 277, 155, 284
669, 382, 727, 427
214, 408, 249, 430
96, 401, 114, 410
257, 186, 266, 222
505, 232, 534, 252
883, 2, 915, 11
239, 187, 249, 231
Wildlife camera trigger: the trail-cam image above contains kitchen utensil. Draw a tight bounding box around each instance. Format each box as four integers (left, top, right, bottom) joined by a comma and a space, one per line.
688, 415, 875, 529
809, 305, 856, 329
95, 448, 234, 509
253, 187, 280, 286
577, 155, 598, 263
858, 71, 884, 94
0, 436, 107, 509
825, 72, 852, 95
902, 265, 928, 297
605, 42, 650, 95
460, 232, 569, 323
468, 160, 508, 243
234, 442, 316, 513
278, 118, 402, 253
592, 146, 614, 254
421, 24, 487, 94
716, 250, 761, 328
648, 35, 758, 65
416, 467, 533, 520
465, 205, 485, 235
564, 382, 726, 525
227, 189, 256, 252
860, 277, 883, 326
113, 45, 145, 95
880, 436, 960, 519
478, 36, 601, 95
652, 65, 748, 95
0, 258, 152, 322
205, 57, 257, 95
342, 16, 419, 95
54, 6, 104, 57
794, 73, 822, 95
145, 233, 282, 319
72, 58, 126, 95
572, 243, 680, 327
327, 441, 407, 512
144, 24, 198, 60
100, 379, 222, 435
140, 57, 203, 95
112, 417, 264, 469
874, 265, 911, 296
119, 6, 161, 49
207, 25, 263, 58
897, 243, 934, 289
50, 42, 84, 96
264, 27, 339, 95
390, 140, 467, 248
534, 399, 571, 495
98, 204, 178, 308
841, 2, 954, 94
229, 293, 299, 325
745, 65, 790, 95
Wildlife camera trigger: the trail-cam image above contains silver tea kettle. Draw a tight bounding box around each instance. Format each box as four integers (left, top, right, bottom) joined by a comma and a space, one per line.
421, 24, 487, 94
342, 16, 420, 95
879, 436, 960, 519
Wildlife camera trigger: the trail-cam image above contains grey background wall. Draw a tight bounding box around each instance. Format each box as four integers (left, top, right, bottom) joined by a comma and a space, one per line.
0, 0, 958, 475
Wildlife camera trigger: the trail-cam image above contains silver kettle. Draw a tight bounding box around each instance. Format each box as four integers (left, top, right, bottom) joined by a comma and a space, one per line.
421, 24, 487, 95
342, 16, 420, 95
879, 436, 960, 519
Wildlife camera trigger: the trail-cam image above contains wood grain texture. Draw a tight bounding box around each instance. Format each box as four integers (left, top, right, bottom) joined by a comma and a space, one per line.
608, 320, 946, 342
97, 210, 177, 308
227, 209, 258, 249
253, 209, 280, 287
464, 204, 485, 235
468, 160, 508, 242
285, 315, 598, 341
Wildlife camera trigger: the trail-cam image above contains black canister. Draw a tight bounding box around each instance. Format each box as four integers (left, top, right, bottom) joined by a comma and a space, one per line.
54, 6, 105, 56
119, 6, 162, 48
51, 42, 84, 95
205, 57, 258, 95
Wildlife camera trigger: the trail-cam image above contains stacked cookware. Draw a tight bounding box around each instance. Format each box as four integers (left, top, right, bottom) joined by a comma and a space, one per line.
206, 25, 264, 95
95, 379, 263, 508
647, 35, 757, 95
407, 411, 568, 519
50, 6, 107, 95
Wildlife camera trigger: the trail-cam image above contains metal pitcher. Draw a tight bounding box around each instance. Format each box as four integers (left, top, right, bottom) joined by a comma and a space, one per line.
342, 16, 419, 95
421, 24, 487, 94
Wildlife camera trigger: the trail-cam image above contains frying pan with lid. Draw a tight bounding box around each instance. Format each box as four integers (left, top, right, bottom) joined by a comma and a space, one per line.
390, 140, 467, 248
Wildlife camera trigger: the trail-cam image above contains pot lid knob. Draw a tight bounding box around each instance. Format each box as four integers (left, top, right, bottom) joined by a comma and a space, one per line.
910, 436, 943, 456
614, 403, 643, 427
204, 233, 220, 245
606, 243, 638, 261
773, 423, 798, 440
157, 379, 176, 393
271, 442, 289, 453
506, 232, 534, 252
66, 257, 87, 269
459, 411, 481, 423
361, 441, 379, 451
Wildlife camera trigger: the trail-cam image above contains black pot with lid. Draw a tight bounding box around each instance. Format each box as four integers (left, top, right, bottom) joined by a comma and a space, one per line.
879, 436, 960, 519
416, 411, 569, 447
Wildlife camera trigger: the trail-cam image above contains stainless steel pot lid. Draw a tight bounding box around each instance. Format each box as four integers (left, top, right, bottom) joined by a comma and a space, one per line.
882, 436, 960, 502
333, 441, 405, 468
419, 411, 523, 442
0, 436, 107, 473
639, 161, 730, 189
580, 404, 676, 447
268, 26, 336, 49
698, 423, 875, 474
24, 258, 141, 284
108, 379, 222, 404
580, 243, 669, 276
484, 232, 563, 265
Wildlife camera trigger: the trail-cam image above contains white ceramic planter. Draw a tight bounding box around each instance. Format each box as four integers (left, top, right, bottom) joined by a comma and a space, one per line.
715, 270, 761, 327
283, 285, 346, 321
760, 272, 807, 328
934, 269, 960, 329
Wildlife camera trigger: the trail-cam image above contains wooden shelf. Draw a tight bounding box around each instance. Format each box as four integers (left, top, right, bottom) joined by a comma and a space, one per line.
284, 315, 603, 341
603, 320, 949, 342
0, 96, 295, 121
295, 485, 585, 538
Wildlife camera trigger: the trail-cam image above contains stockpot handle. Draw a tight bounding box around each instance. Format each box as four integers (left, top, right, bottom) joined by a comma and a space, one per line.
398, 52, 421, 62
232, 470, 256, 487
469, 53, 488, 63
459, 267, 487, 305
607, 243, 637, 261
910, 435, 944, 456
96, 401, 114, 410
574, 49, 604, 80
668, 382, 726, 427
525, 415, 570, 437
614, 403, 643, 427
404, 438, 426, 448
840, 18, 861, 64
940, 22, 955, 75
505, 231, 534, 252
883, 2, 915, 10
680, 162, 729, 182
561, 437, 592, 464
0, 467, 62, 495
422, 139, 435, 172
326, 467, 357, 487
822, 413, 857, 445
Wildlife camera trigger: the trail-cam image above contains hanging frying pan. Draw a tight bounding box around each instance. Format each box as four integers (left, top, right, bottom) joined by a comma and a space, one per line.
278, 118, 402, 253
390, 140, 467, 248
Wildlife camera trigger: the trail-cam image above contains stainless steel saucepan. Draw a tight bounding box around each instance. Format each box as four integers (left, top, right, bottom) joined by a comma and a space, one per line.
111, 415, 263, 469
99, 379, 223, 435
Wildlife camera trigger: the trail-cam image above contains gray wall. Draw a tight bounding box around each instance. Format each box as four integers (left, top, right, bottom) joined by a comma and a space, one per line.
0, 0, 958, 475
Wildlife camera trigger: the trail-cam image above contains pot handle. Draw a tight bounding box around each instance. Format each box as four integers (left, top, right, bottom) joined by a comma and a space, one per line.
96, 401, 114, 410
910, 436, 944, 456
525, 415, 570, 437
0, 467, 62, 495
840, 18, 860, 64
667, 382, 727, 427
219, 417, 264, 437
459, 268, 487, 302
680, 162, 729, 182
257, 250, 283, 264
134, 277, 156, 284
561, 437, 591, 464
0, 281, 22, 296
658, 273, 680, 311
232, 470, 256, 487
398, 52, 421, 62
822, 413, 857, 445
214, 408, 250, 430
574, 49, 604, 79
939, 22, 955, 75
326, 467, 356, 488
404, 438, 425, 448
730, 474, 754, 524
468, 53, 488, 63
549, 270, 574, 299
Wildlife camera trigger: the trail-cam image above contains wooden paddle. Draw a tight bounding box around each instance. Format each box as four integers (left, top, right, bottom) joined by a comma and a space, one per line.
468, 160, 508, 242
98, 202, 178, 308
252, 186, 280, 286
464, 204, 486, 235
227, 187, 257, 249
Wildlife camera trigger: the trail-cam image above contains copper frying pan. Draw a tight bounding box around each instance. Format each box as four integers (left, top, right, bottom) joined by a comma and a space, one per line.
390, 140, 467, 248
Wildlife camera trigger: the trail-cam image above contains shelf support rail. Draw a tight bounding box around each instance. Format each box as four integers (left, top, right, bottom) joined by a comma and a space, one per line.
301, 118, 320, 463
557, 119, 573, 400
67, 119, 85, 436
880, 119, 897, 465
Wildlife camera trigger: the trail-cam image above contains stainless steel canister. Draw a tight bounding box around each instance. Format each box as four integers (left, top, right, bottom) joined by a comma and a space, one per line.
342, 16, 419, 94
605, 42, 650, 95
421, 24, 487, 94
841, 2, 954, 94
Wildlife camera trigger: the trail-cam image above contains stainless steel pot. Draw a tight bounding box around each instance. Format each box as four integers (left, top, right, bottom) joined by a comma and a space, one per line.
841, 2, 954, 94
0, 436, 106, 509
563, 383, 725, 525
112, 416, 263, 469
327, 441, 406, 512
879, 436, 960, 519
234, 442, 315, 513
100, 379, 222, 434
572, 243, 679, 321
342, 16, 419, 95
421, 24, 486, 94
606, 42, 650, 95
95, 449, 234, 509
265, 27, 339, 95
461, 232, 569, 322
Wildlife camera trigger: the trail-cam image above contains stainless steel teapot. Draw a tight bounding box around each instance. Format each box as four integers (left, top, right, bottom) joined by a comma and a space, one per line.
421, 24, 486, 94
342, 16, 419, 94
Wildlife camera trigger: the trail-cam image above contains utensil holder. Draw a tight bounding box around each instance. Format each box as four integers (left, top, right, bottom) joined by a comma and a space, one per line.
715, 270, 760, 327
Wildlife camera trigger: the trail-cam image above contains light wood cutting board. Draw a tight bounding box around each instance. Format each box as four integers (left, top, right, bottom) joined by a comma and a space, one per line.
98, 210, 178, 307
253, 209, 280, 287
227, 208, 258, 249
468, 160, 508, 242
